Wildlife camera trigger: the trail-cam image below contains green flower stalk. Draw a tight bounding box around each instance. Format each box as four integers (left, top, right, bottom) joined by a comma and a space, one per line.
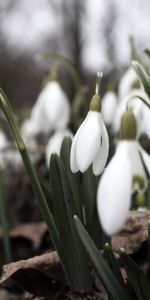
132, 60, 150, 97
0, 88, 63, 264
0, 88, 92, 293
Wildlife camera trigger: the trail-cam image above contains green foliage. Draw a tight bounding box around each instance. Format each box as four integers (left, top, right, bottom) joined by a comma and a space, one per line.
132, 61, 150, 98
74, 215, 131, 300
75, 215, 150, 300
49, 152, 92, 292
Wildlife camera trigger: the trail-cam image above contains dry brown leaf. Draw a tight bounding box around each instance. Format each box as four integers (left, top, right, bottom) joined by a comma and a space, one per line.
112, 210, 150, 253
0, 223, 48, 250
0, 251, 65, 297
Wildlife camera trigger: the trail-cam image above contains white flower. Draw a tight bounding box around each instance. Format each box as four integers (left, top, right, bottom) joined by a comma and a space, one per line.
33, 81, 70, 132
118, 67, 141, 100
4, 148, 23, 169
23, 81, 71, 137
70, 111, 109, 175
46, 129, 73, 166
0, 130, 7, 149
97, 140, 150, 235
21, 118, 39, 146
112, 89, 150, 137
0, 130, 23, 170
101, 91, 117, 126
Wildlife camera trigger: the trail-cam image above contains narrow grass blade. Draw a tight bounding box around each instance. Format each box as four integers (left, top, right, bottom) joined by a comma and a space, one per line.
74, 215, 130, 300
0, 88, 62, 262
0, 184, 12, 263
132, 61, 150, 97
82, 168, 108, 248
104, 243, 130, 293
60, 137, 83, 219
120, 248, 150, 300
37, 52, 81, 90
49, 154, 92, 292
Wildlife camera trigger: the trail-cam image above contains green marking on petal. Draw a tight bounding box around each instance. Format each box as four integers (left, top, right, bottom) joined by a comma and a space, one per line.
100, 135, 103, 146
132, 175, 146, 190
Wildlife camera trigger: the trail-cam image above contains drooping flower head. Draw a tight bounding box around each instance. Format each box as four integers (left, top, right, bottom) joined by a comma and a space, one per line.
97, 110, 150, 235
21, 79, 71, 138
118, 67, 141, 100
70, 72, 109, 176
101, 91, 117, 126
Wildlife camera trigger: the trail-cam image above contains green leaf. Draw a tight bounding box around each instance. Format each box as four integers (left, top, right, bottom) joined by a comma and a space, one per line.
146, 182, 150, 209
144, 49, 150, 59
60, 137, 83, 220
74, 216, 130, 300
120, 248, 150, 300
104, 243, 126, 288
132, 61, 150, 97
82, 168, 109, 248
0, 88, 62, 264
49, 154, 92, 292
82, 167, 98, 223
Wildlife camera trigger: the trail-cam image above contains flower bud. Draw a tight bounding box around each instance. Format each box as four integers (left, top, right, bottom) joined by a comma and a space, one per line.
120, 111, 137, 140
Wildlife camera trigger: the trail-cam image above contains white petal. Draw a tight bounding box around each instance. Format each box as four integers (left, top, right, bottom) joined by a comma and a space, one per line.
97, 141, 132, 235
54, 97, 70, 129
128, 141, 146, 179
32, 81, 70, 134
0, 130, 8, 149
76, 111, 102, 172
70, 118, 87, 173
92, 118, 109, 175
44, 82, 70, 129
46, 129, 73, 166
3, 149, 23, 170
138, 104, 150, 138
118, 67, 141, 100
21, 118, 39, 146
101, 91, 117, 125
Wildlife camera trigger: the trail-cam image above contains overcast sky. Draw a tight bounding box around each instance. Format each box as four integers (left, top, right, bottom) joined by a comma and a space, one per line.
0, 0, 150, 72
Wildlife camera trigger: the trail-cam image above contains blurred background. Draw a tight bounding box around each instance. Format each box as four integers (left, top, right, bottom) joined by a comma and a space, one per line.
0, 0, 150, 110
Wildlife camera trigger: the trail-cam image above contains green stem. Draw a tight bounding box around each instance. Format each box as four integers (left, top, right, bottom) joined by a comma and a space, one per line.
95, 72, 103, 95
0, 88, 62, 259
127, 95, 150, 110
132, 60, 150, 97
0, 183, 12, 263
37, 52, 81, 91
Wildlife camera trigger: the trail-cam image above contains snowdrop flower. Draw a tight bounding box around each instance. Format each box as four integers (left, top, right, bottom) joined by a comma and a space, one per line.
4, 149, 23, 169
33, 81, 70, 132
101, 91, 117, 126
46, 129, 73, 166
97, 111, 150, 235
0, 130, 23, 170
22, 81, 71, 137
112, 89, 150, 137
70, 73, 109, 175
21, 118, 39, 147
118, 67, 141, 100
